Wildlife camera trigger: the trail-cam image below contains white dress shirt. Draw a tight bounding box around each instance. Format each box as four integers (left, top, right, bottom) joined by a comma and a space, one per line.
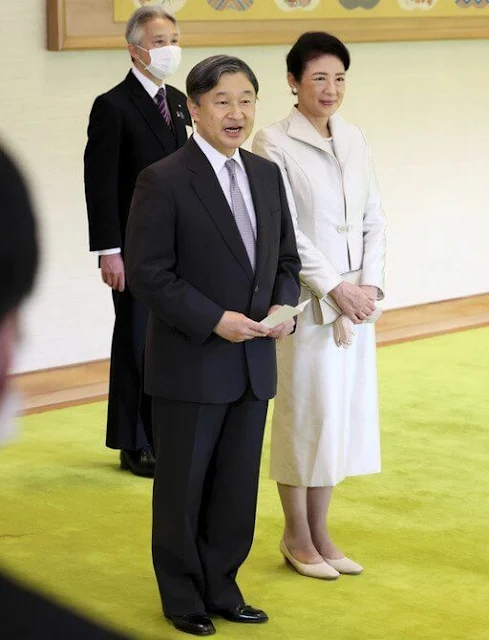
192, 132, 257, 237
131, 65, 165, 99
96, 67, 165, 257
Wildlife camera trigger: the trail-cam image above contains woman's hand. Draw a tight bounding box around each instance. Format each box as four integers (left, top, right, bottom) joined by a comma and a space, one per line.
330, 281, 375, 324
360, 285, 378, 301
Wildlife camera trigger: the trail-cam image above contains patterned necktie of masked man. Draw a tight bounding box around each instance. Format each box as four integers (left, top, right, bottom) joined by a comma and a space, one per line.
155, 86, 173, 131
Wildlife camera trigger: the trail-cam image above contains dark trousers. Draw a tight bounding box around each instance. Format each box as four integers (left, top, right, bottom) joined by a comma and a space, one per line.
151, 390, 268, 617
105, 287, 152, 451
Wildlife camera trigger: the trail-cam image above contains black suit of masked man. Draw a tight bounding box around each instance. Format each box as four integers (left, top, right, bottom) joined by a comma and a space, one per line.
84, 6, 191, 477
125, 55, 301, 637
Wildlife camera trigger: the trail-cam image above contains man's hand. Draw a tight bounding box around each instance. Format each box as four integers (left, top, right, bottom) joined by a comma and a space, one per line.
330, 281, 375, 324
266, 305, 295, 339
214, 311, 270, 343
100, 254, 125, 292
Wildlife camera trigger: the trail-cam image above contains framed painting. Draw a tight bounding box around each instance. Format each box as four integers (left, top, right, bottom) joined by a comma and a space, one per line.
47, 0, 489, 51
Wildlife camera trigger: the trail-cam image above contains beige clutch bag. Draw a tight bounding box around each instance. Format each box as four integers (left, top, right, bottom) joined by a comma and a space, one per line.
310, 269, 372, 326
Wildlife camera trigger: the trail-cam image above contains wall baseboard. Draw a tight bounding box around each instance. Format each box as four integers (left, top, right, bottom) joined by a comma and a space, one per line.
376, 293, 489, 346
15, 293, 489, 416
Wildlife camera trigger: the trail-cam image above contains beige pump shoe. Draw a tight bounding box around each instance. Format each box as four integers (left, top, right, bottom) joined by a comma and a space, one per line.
324, 556, 364, 575
279, 539, 340, 580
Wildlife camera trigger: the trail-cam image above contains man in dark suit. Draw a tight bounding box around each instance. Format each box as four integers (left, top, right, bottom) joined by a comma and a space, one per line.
125, 55, 301, 636
84, 5, 191, 477
0, 144, 130, 639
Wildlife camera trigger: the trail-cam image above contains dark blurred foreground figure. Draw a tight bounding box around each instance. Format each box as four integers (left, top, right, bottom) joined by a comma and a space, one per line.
0, 143, 130, 639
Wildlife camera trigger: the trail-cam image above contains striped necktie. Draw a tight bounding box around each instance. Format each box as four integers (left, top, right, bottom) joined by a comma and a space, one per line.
225, 159, 256, 270
155, 87, 173, 131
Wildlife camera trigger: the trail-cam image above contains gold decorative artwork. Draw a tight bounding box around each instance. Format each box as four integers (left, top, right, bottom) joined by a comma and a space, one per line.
113, 0, 487, 19
47, 0, 489, 51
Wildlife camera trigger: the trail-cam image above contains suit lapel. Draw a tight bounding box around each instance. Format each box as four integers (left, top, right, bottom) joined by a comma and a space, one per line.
328, 114, 354, 171
287, 107, 326, 153
185, 139, 254, 282
166, 85, 190, 148
240, 150, 270, 286
286, 107, 353, 169
123, 72, 176, 155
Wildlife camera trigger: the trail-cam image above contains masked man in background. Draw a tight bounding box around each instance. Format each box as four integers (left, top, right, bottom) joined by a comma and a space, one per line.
84, 5, 191, 477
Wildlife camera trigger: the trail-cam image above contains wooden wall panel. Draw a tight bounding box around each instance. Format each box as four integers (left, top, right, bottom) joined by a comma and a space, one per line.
47, 0, 489, 51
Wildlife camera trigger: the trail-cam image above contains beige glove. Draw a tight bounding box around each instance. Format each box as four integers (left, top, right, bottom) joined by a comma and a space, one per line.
332, 305, 382, 349
333, 314, 356, 349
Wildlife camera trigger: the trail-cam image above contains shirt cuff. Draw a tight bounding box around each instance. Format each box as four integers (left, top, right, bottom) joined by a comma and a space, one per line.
94, 248, 121, 256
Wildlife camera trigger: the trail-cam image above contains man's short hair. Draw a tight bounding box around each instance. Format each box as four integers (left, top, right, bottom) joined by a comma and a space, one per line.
125, 5, 178, 45
0, 145, 39, 322
186, 55, 259, 104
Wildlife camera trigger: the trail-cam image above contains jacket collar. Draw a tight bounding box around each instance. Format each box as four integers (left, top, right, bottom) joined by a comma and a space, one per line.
184, 138, 254, 282
165, 85, 190, 149
285, 106, 353, 168
130, 65, 160, 99
122, 71, 178, 155
192, 131, 245, 176
184, 138, 269, 284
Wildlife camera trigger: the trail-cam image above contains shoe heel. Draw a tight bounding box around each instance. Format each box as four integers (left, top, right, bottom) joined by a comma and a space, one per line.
279, 538, 340, 580
120, 454, 129, 470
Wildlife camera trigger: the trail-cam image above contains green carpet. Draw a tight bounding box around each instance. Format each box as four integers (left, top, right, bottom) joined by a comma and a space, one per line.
1, 328, 489, 639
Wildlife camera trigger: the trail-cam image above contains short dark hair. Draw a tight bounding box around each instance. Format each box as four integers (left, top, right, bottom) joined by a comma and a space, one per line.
0, 145, 39, 322
186, 55, 259, 104
286, 31, 350, 82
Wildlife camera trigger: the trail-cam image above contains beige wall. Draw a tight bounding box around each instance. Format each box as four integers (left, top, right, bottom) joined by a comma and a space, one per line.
2, 1, 488, 372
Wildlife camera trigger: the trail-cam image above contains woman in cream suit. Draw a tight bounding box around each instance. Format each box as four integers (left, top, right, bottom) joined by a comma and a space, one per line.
253, 32, 386, 579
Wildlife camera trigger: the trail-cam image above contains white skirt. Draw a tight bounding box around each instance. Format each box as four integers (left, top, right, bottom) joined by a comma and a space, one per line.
270, 301, 381, 487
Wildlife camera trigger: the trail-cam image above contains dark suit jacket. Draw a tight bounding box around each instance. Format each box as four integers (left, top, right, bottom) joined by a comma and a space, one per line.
125, 138, 301, 403
84, 71, 191, 252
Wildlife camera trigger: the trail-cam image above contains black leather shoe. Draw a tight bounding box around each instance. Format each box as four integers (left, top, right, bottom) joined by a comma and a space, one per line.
167, 613, 216, 636
120, 446, 155, 478
212, 604, 268, 623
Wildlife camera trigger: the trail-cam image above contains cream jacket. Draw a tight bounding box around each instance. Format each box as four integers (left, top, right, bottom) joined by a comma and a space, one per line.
253, 107, 386, 299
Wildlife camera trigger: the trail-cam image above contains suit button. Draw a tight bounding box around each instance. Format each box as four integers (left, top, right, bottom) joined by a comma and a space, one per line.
254, 286, 259, 293
337, 225, 346, 233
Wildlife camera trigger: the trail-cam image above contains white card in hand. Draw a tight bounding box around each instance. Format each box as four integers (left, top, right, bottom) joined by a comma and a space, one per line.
260, 300, 310, 329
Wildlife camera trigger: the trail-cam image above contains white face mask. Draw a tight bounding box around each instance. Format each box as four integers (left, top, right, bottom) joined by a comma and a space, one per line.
137, 45, 182, 81
0, 385, 21, 446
